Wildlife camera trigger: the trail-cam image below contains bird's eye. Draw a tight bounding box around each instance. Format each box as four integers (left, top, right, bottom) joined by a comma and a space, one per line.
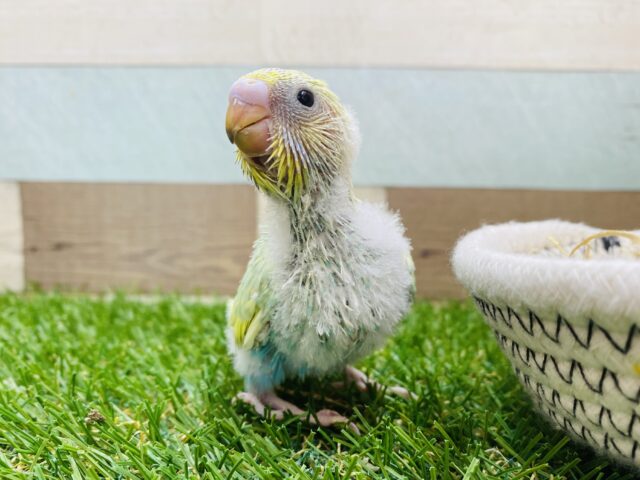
297, 89, 314, 107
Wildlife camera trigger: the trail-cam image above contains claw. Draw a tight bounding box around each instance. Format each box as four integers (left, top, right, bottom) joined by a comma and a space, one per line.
387, 385, 418, 401
234, 390, 359, 433
312, 409, 360, 434
235, 392, 284, 419
344, 366, 417, 400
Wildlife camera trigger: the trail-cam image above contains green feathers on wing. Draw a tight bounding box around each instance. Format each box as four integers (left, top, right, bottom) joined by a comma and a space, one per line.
228, 241, 271, 350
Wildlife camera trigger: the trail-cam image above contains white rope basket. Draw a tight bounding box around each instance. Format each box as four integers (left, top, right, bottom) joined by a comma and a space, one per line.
452, 220, 640, 466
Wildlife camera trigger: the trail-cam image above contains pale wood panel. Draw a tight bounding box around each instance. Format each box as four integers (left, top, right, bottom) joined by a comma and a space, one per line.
354, 187, 387, 205
388, 188, 640, 299
1, 0, 639, 70
19, 183, 640, 299
0, 182, 25, 291
21, 183, 256, 295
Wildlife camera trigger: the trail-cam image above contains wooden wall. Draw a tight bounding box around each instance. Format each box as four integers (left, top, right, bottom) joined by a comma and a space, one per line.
2, 0, 639, 70
1, 0, 638, 298
1, 183, 636, 298
21, 183, 255, 295
388, 188, 640, 298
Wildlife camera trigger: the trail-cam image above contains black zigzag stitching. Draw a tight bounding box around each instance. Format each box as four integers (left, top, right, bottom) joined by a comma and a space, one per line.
562, 317, 594, 349
536, 313, 561, 343
583, 425, 598, 446
605, 409, 639, 439
475, 297, 639, 355
605, 433, 625, 456
542, 404, 597, 447
531, 382, 640, 460
502, 307, 514, 328
572, 397, 584, 417
514, 355, 640, 467
474, 297, 490, 317
496, 331, 640, 403
511, 341, 528, 366
601, 324, 637, 354
536, 381, 546, 400
524, 371, 638, 440
547, 407, 589, 444
608, 370, 640, 403
564, 416, 585, 441
629, 414, 638, 438
574, 361, 607, 396
530, 349, 548, 371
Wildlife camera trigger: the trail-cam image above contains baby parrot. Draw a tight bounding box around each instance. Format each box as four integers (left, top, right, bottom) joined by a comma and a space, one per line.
225, 68, 415, 429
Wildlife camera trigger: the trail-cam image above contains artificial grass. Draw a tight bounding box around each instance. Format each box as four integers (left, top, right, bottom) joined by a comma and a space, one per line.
0, 293, 634, 479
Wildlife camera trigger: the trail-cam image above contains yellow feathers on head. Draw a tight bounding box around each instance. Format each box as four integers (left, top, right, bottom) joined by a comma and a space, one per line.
225, 68, 353, 202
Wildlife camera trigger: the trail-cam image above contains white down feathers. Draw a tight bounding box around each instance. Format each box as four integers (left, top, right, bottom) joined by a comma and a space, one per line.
255, 177, 414, 375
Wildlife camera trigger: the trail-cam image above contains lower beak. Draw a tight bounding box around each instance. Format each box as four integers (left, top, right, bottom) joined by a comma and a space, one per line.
225, 102, 272, 157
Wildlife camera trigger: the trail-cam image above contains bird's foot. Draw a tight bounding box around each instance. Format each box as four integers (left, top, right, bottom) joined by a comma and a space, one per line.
234, 391, 359, 434
339, 365, 417, 400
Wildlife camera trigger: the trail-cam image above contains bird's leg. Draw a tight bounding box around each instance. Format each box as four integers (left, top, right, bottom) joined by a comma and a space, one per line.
341, 365, 416, 400
235, 391, 359, 433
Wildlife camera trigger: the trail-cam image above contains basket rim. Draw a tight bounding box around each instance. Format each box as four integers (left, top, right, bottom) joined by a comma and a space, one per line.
451, 220, 640, 328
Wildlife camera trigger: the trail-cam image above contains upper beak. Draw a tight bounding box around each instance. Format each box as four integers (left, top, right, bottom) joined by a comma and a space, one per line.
225, 78, 272, 157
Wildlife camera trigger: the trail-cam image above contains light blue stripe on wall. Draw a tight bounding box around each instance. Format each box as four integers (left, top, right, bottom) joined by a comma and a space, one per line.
1, 67, 639, 189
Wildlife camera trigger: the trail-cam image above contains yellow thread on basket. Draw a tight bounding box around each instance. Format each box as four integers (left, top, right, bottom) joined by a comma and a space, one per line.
547, 236, 570, 256
569, 230, 640, 258
545, 230, 640, 258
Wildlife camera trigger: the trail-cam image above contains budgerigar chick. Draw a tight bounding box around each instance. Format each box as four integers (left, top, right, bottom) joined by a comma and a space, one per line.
225, 68, 415, 429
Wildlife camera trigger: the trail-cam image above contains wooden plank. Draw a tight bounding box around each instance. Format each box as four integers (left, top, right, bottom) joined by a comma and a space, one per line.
354, 187, 387, 205
21, 182, 256, 295
20, 183, 640, 299
1, 0, 639, 70
0, 182, 25, 291
388, 188, 640, 299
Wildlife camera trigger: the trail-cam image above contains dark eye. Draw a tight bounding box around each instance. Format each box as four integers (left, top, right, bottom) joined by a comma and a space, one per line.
297, 89, 314, 107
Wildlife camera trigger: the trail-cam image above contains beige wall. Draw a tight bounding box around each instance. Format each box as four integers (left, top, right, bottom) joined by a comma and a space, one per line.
0, 183, 24, 291
1, 0, 639, 70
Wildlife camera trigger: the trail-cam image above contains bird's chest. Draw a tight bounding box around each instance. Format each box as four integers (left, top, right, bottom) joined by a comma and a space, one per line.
267, 236, 393, 373
258, 193, 412, 375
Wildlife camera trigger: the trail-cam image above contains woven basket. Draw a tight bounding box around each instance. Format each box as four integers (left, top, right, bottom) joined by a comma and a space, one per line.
452, 220, 640, 466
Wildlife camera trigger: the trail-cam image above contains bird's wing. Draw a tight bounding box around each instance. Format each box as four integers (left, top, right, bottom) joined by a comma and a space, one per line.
228, 240, 273, 350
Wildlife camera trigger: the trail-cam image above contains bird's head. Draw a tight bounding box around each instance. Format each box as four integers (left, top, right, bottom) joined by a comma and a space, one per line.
225, 68, 358, 202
